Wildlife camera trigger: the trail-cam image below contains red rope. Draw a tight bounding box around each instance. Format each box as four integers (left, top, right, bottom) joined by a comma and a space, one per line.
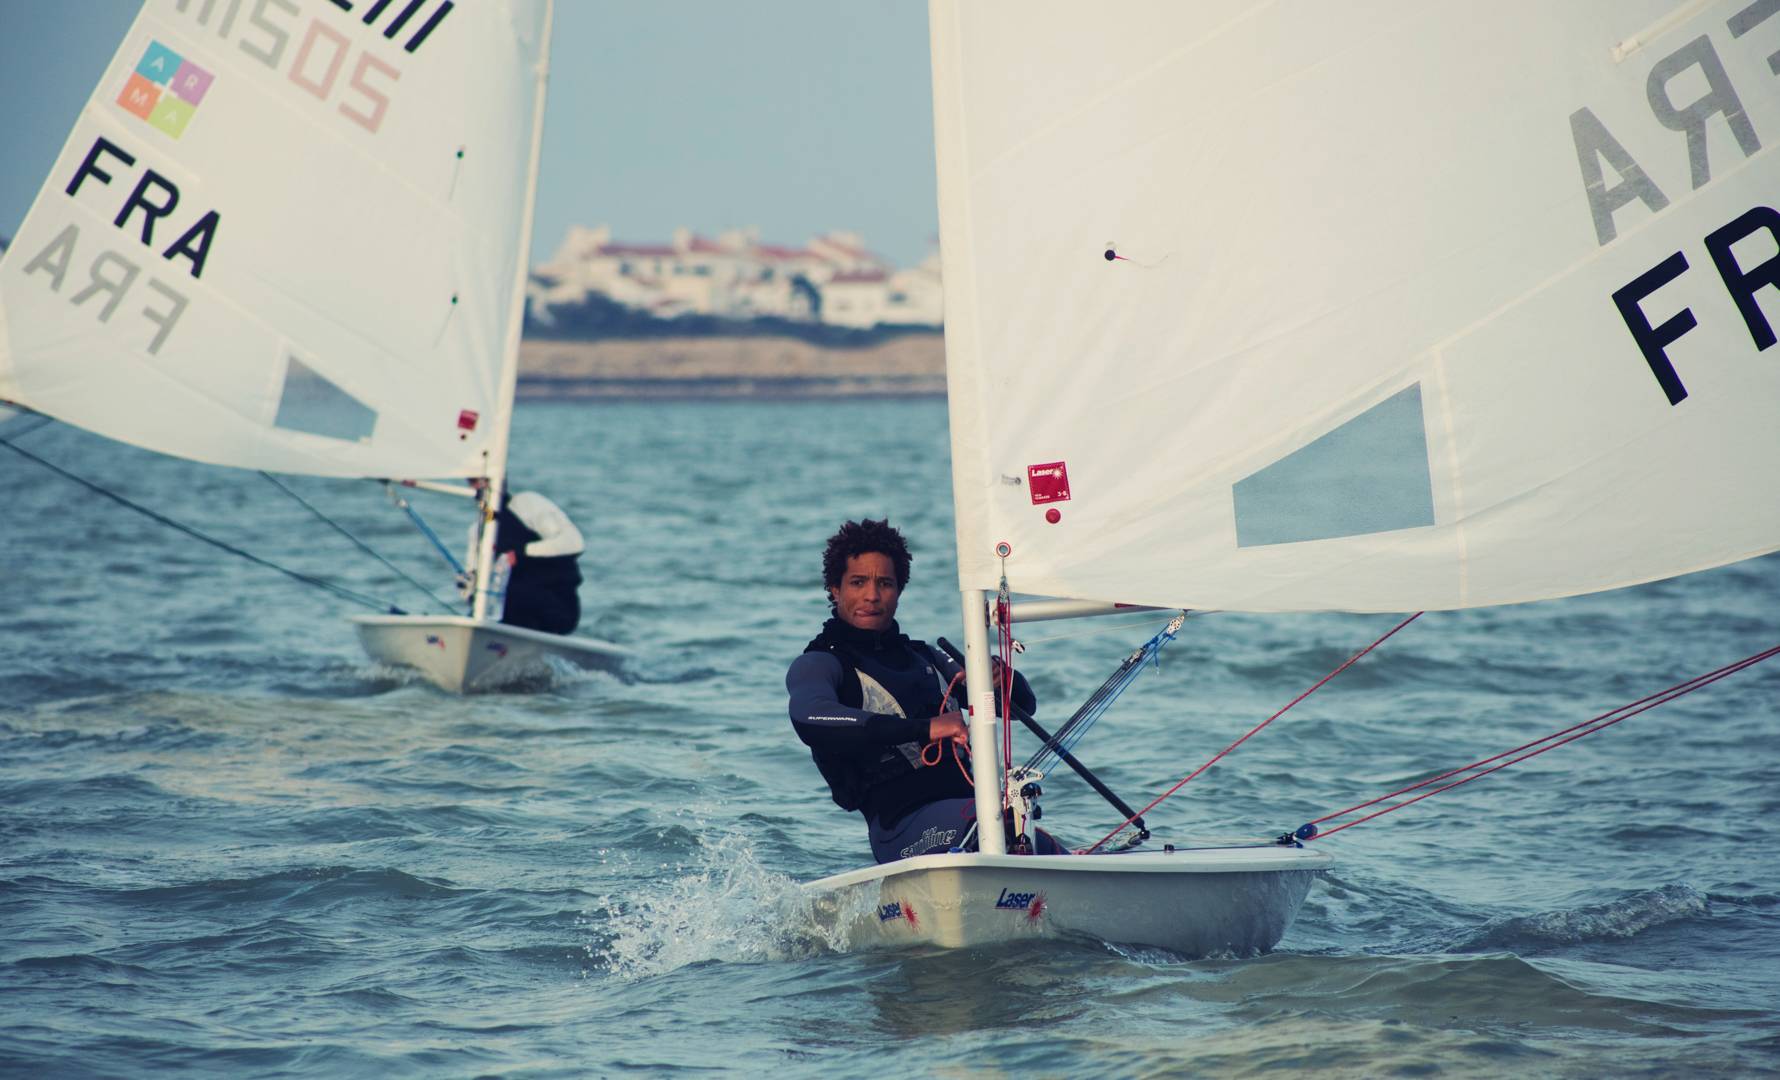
918, 668, 975, 784
997, 594, 1014, 768
940, 669, 965, 713
924, 668, 970, 773
1305, 642, 1780, 839
1082, 611, 1424, 854
919, 736, 975, 786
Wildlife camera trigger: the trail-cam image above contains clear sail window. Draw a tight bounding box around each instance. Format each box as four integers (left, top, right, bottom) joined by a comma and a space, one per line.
273, 354, 378, 443
1232, 384, 1435, 547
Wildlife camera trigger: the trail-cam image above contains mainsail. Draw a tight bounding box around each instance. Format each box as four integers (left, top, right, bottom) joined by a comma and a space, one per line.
0, 0, 549, 480
930, 1, 1780, 613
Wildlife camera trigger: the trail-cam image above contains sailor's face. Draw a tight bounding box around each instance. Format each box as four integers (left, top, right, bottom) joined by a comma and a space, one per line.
832, 552, 901, 632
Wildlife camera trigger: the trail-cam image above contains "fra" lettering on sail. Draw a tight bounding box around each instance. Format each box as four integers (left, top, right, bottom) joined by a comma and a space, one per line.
17, 136, 214, 356
1572, 9, 1780, 405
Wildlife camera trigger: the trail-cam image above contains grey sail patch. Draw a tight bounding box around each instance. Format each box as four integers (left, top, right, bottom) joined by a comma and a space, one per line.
1232, 384, 1435, 547
273, 355, 377, 443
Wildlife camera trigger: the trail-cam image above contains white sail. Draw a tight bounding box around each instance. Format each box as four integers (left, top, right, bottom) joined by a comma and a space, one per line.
931, 1, 1780, 613
0, 0, 549, 480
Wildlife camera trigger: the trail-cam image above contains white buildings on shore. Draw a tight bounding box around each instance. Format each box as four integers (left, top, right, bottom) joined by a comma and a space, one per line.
529, 225, 942, 330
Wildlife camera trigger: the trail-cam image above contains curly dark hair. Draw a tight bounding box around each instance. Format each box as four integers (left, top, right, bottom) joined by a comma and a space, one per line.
822, 519, 912, 603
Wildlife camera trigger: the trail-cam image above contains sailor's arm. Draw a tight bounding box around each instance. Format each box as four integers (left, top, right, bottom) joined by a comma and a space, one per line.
786, 653, 960, 750
508, 491, 585, 558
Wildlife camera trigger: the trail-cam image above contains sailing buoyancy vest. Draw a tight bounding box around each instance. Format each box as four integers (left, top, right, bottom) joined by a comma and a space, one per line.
799, 618, 971, 822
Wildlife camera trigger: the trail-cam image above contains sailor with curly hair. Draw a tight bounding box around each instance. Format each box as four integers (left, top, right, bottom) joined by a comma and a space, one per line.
786, 518, 1061, 862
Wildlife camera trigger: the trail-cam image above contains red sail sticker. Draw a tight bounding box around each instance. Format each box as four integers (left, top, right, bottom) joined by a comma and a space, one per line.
457, 409, 479, 433
1027, 461, 1070, 505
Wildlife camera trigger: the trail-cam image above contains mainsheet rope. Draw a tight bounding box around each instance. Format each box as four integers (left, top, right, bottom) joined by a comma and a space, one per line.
1082, 611, 1425, 854
1297, 641, 1780, 840
922, 668, 974, 787
0, 432, 403, 614
259, 472, 452, 613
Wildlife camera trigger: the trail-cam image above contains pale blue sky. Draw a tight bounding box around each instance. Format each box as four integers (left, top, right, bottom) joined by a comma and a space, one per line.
0, 1, 939, 267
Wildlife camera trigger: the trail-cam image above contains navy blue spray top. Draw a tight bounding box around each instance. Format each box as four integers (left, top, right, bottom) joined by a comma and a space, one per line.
786, 617, 1035, 827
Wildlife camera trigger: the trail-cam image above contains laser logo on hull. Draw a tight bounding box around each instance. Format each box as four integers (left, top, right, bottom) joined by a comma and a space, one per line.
878, 900, 918, 926
994, 887, 1047, 923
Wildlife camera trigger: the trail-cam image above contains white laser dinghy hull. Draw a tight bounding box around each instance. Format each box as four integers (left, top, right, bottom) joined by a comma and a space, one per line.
805, 846, 1331, 956
351, 614, 628, 694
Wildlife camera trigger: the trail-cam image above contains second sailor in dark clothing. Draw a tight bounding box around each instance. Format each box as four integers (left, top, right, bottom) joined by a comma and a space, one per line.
785, 518, 1050, 863
465, 480, 585, 635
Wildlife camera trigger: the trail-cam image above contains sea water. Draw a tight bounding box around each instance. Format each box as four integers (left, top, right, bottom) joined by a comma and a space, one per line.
2, 398, 1776, 1077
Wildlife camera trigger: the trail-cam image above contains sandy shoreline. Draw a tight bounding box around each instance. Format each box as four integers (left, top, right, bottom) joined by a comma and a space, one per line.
516, 334, 945, 399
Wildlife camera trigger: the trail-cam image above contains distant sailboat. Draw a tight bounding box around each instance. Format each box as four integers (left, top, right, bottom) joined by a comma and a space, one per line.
0, 0, 624, 693
805, 0, 1780, 955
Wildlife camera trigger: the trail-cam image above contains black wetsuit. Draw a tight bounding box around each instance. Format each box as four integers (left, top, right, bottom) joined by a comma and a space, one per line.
493, 501, 581, 635
786, 617, 1036, 861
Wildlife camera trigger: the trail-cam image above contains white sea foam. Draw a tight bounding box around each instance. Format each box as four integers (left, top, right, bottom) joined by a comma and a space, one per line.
589, 813, 855, 980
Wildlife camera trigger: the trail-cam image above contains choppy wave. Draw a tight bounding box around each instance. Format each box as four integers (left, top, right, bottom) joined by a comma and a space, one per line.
115, 866, 468, 910
1452, 884, 1709, 952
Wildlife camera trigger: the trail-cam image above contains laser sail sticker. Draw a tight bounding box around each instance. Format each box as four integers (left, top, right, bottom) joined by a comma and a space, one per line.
1027, 461, 1070, 504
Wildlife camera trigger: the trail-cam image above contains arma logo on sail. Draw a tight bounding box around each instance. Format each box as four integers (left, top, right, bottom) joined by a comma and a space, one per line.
115, 41, 213, 140
1572, 9, 1780, 406
168, 0, 457, 135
